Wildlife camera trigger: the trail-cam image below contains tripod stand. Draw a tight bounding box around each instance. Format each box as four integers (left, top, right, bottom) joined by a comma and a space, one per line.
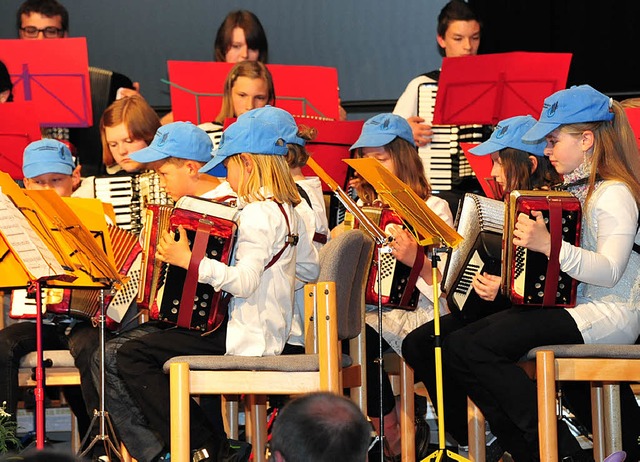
79, 289, 122, 461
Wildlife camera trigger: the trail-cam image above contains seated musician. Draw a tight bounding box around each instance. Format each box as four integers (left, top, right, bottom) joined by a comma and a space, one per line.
334, 113, 453, 460
92, 121, 237, 462
0, 139, 106, 455
111, 107, 318, 461
444, 86, 640, 461
402, 115, 557, 460
198, 60, 274, 152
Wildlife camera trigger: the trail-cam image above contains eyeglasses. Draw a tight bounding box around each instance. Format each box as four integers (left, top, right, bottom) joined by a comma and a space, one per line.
20, 26, 64, 39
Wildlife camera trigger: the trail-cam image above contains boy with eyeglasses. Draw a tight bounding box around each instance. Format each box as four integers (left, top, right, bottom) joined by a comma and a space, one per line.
17, 0, 67, 40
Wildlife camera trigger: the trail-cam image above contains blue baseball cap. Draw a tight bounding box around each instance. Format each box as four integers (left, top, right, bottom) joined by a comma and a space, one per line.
256, 105, 305, 146
130, 122, 212, 164
22, 139, 75, 178
523, 85, 614, 142
350, 113, 415, 151
199, 106, 289, 176
469, 115, 546, 157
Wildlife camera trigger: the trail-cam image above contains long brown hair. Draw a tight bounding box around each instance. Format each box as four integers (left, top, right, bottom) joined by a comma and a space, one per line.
353, 137, 432, 205
498, 148, 561, 197
560, 100, 640, 207
215, 61, 275, 124
100, 95, 161, 169
285, 125, 317, 169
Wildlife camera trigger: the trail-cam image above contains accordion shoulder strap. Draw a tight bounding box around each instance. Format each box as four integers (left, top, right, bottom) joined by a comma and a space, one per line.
543, 199, 563, 306
400, 247, 425, 307
265, 202, 299, 271
178, 219, 213, 328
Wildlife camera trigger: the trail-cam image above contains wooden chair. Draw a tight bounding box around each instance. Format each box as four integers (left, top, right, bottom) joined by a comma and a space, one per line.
165, 229, 375, 462
531, 345, 640, 462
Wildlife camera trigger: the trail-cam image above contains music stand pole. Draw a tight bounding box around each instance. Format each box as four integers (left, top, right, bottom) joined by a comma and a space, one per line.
34, 280, 46, 449
79, 288, 122, 460
422, 248, 469, 462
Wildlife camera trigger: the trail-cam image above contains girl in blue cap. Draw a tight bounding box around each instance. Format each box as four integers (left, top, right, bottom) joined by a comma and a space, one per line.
344, 112, 454, 458
116, 106, 319, 461
444, 85, 640, 461
402, 114, 559, 459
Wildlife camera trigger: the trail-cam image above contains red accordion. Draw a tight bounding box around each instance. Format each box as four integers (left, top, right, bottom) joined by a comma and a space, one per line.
502, 191, 581, 308
138, 196, 238, 332
349, 206, 422, 310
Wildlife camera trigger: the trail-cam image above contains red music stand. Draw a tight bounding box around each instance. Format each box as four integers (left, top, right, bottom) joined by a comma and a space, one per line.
432, 52, 572, 126
0, 38, 92, 127
166, 61, 340, 124
0, 101, 43, 180
624, 107, 640, 150
459, 142, 501, 199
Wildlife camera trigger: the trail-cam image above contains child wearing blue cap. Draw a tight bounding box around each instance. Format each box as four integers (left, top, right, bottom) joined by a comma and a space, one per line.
344, 113, 453, 458
116, 107, 319, 461
403, 115, 560, 459
445, 85, 640, 461
0, 138, 106, 453
129, 121, 234, 202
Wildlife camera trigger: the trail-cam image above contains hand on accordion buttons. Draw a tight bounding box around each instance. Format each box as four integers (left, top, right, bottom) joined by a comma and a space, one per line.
472, 272, 502, 301
156, 225, 192, 270
388, 225, 419, 267
513, 211, 551, 257
407, 116, 433, 147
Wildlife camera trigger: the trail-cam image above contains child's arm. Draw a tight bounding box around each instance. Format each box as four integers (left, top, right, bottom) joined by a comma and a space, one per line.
156, 225, 191, 269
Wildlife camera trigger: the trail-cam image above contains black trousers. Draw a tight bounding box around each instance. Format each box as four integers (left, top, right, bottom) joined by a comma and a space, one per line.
443, 307, 585, 461
117, 320, 228, 453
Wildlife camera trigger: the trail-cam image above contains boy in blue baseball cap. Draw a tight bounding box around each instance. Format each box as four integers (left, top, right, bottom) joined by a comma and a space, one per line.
22, 138, 81, 197
130, 121, 233, 201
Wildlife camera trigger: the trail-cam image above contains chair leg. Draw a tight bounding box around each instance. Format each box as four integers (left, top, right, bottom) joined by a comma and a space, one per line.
120, 442, 136, 462
245, 395, 267, 462
399, 359, 415, 462
603, 383, 622, 457
536, 351, 558, 462
170, 362, 191, 462
222, 394, 239, 440
468, 398, 485, 462
591, 382, 606, 462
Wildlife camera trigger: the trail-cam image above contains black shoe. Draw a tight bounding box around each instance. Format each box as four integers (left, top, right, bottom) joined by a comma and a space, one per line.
561, 448, 595, 462
192, 438, 252, 462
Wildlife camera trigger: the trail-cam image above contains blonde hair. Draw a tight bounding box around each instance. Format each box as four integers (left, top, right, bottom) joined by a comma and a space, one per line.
215, 61, 275, 124
620, 97, 640, 109
100, 95, 161, 169
229, 153, 300, 206
285, 125, 317, 169
353, 137, 432, 205
560, 100, 640, 207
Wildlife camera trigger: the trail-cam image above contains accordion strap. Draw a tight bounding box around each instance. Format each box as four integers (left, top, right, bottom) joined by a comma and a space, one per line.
543, 199, 563, 307
265, 202, 299, 271
400, 247, 425, 307
178, 219, 213, 328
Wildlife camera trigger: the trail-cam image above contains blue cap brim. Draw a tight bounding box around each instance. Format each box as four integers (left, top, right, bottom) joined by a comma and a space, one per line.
129, 145, 170, 163
468, 140, 503, 156
522, 122, 560, 142
350, 133, 397, 151
199, 154, 226, 176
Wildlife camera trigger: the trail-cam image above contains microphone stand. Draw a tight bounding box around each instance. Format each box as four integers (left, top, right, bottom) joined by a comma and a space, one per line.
79, 288, 122, 460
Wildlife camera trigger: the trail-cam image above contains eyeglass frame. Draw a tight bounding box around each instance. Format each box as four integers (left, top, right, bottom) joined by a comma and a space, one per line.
19, 26, 65, 39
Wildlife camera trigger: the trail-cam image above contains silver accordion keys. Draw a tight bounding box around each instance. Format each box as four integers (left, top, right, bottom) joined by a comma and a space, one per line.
442, 193, 504, 314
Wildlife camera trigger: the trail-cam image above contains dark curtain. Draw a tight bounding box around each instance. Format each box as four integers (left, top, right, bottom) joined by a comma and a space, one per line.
469, 0, 640, 99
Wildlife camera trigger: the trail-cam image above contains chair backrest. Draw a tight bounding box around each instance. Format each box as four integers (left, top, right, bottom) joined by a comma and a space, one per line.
317, 229, 374, 340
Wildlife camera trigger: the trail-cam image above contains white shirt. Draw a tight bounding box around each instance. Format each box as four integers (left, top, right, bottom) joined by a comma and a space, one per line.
560, 181, 640, 344
365, 195, 454, 355
393, 74, 438, 120
197, 199, 319, 356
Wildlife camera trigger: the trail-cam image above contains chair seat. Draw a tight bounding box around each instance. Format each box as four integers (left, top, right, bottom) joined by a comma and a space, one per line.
164, 353, 352, 374
527, 344, 640, 360
20, 350, 76, 368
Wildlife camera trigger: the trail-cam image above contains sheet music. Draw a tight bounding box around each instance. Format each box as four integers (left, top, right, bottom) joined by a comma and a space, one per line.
0, 188, 67, 280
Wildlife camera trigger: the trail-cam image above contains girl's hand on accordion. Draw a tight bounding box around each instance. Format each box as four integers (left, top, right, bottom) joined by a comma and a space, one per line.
472, 272, 502, 301
388, 224, 438, 284
156, 225, 192, 270
513, 211, 551, 257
